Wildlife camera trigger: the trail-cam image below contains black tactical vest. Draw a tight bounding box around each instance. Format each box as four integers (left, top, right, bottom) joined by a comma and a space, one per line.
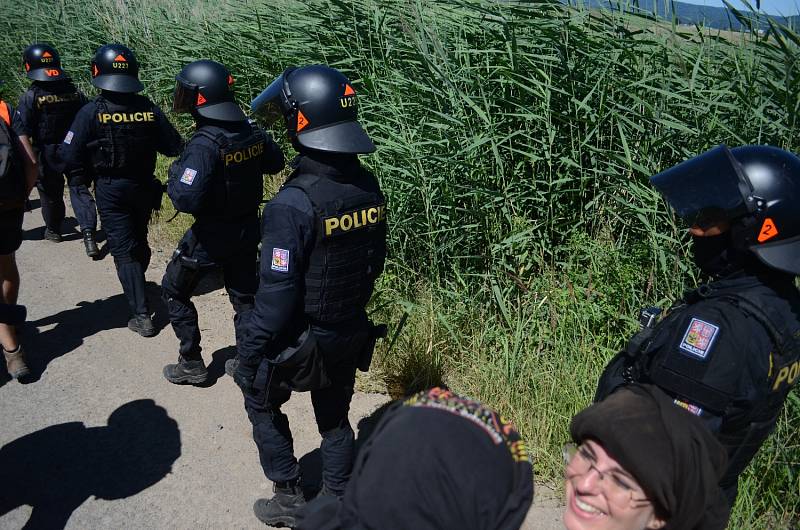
285, 170, 387, 324
597, 278, 800, 486
30, 83, 83, 146
193, 123, 266, 218
90, 95, 158, 178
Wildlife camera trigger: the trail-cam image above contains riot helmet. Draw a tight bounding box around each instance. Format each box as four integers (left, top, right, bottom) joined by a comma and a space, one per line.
23, 43, 69, 82
173, 60, 245, 121
251, 64, 375, 154
90, 44, 143, 93
651, 144, 800, 275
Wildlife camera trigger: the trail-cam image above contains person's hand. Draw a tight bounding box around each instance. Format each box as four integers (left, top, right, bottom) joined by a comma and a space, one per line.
232, 359, 258, 395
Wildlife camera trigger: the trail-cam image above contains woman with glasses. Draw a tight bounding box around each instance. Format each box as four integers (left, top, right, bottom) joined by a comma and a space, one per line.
564, 384, 730, 530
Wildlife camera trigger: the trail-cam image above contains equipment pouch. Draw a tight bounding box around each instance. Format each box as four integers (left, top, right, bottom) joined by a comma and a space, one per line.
168, 245, 200, 294
272, 327, 332, 392
357, 322, 387, 373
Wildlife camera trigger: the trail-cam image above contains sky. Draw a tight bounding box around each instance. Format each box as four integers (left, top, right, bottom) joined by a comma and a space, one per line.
678, 0, 800, 16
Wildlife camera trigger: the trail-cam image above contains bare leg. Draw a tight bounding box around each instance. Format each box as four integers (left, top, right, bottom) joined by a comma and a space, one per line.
0, 253, 20, 351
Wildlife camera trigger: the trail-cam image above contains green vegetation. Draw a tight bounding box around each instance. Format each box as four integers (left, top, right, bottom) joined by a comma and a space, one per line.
2, 0, 798, 526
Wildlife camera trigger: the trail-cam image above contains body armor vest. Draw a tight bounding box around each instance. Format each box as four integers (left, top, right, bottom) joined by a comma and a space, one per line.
193, 123, 266, 218
285, 170, 387, 324
90, 95, 158, 178
30, 83, 83, 146
597, 278, 800, 487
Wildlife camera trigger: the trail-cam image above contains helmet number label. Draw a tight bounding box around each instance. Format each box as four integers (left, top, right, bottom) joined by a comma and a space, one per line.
112, 62, 129, 70
758, 217, 779, 243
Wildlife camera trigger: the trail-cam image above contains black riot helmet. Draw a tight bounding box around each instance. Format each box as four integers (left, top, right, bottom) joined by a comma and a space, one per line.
23, 43, 69, 82
651, 144, 800, 275
90, 44, 143, 93
173, 60, 245, 122
251, 64, 375, 154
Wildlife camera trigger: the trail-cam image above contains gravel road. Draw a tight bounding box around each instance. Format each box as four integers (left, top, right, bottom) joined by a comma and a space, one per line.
0, 193, 562, 530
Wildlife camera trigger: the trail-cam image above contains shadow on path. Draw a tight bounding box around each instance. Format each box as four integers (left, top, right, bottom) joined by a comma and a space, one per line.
21, 295, 130, 383
0, 399, 181, 529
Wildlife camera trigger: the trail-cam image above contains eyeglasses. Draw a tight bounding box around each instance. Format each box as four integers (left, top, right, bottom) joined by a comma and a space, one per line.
563, 443, 651, 508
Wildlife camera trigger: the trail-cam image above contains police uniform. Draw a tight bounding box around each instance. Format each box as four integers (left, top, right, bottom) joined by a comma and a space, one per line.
59, 92, 182, 320
595, 144, 800, 507
14, 81, 96, 236
0, 100, 28, 255
161, 118, 284, 377
238, 152, 386, 494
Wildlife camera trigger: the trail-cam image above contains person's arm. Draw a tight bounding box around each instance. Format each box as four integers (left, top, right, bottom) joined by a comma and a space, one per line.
57, 104, 94, 175
166, 137, 217, 214
9, 102, 38, 196
238, 189, 314, 366
260, 130, 285, 175
153, 105, 184, 157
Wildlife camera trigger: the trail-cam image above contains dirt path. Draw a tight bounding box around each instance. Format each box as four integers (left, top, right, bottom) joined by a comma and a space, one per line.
0, 193, 562, 530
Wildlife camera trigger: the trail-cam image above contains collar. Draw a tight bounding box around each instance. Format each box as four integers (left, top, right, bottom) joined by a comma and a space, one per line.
291, 152, 360, 182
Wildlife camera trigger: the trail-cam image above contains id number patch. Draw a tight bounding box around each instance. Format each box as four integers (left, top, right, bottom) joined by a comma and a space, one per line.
679, 318, 719, 359
271, 248, 289, 272
180, 167, 197, 185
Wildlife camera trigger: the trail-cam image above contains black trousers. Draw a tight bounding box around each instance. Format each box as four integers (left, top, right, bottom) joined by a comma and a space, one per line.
243, 318, 369, 494
161, 217, 259, 360
94, 177, 152, 315
37, 152, 97, 232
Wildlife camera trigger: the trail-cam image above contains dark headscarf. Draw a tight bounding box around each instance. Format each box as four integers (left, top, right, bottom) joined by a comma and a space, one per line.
296, 387, 533, 530
570, 384, 730, 530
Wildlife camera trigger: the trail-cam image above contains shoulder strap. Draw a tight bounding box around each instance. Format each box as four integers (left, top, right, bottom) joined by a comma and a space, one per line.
193, 126, 230, 151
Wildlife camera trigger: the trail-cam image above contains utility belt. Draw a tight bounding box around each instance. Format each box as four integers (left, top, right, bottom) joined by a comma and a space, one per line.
260, 320, 387, 393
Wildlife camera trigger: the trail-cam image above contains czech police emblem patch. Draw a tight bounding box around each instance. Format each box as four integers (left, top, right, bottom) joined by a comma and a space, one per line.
180, 167, 197, 185
271, 248, 289, 272
679, 318, 719, 359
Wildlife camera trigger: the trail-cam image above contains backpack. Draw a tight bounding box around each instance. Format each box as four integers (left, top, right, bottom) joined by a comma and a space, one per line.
0, 101, 24, 203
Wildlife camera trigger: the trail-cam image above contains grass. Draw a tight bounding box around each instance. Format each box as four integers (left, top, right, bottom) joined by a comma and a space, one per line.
1, 0, 798, 526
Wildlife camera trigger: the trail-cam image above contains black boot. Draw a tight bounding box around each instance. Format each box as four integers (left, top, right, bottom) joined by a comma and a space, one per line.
224, 356, 239, 377
163, 355, 208, 385
82, 229, 99, 258
253, 480, 306, 527
44, 228, 62, 242
128, 314, 156, 337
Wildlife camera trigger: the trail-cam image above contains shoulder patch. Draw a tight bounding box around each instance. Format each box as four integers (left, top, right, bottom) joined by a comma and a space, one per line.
63, 131, 74, 144
180, 168, 198, 185
679, 317, 720, 359
271, 248, 289, 273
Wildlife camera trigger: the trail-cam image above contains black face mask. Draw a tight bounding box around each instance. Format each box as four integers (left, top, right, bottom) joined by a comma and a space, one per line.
691, 232, 734, 276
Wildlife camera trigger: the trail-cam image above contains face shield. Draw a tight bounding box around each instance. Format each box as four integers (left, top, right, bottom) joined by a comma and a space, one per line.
172, 78, 197, 114
250, 68, 295, 125
650, 145, 757, 227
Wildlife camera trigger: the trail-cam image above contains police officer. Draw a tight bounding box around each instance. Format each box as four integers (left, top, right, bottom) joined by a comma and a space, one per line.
231, 65, 386, 526
59, 44, 183, 337
0, 84, 38, 379
14, 44, 99, 255
595, 144, 800, 507
161, 60, 284, 384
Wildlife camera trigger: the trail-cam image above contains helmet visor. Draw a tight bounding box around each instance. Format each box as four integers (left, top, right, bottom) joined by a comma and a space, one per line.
250, 72, 289, 125
650, 145, 754, 226
172, 80, 196, 114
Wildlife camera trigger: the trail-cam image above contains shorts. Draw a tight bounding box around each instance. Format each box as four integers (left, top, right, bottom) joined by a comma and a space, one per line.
0, 208, 24, 255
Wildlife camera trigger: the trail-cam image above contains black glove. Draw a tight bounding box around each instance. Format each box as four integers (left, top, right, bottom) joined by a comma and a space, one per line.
233, 360, 259, 395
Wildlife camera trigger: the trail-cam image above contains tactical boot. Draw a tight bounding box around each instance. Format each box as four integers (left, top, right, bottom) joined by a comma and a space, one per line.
44, 228, 62, 242
316, 483, 343, 501
3, 345, 30, 380
82, 229, 99, 258
163, 355, 208, 385
253, 480, 306, 527
224, 357, 239, 377
128, 314, 156, 337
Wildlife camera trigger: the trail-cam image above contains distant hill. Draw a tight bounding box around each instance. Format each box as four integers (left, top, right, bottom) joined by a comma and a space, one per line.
569, 0, 798, 31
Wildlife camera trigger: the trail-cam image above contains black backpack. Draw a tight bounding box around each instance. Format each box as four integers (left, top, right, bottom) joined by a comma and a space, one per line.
0, 102, 24, 202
